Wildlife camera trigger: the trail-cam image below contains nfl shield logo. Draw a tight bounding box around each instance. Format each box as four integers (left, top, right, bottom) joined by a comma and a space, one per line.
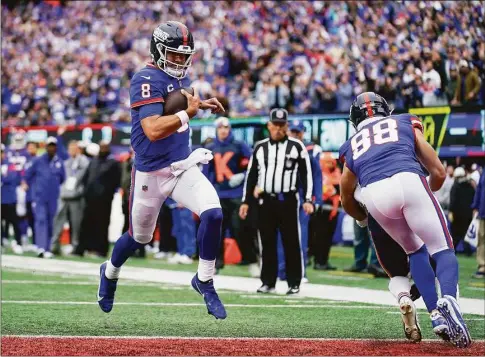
142, 185, 148, 192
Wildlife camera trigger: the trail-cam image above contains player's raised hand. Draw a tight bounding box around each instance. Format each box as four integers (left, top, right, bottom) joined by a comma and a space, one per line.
181, 87, 200, 118
200, 97, 225, 114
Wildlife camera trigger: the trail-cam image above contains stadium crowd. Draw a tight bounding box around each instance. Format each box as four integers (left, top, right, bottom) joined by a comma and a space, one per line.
2, 0, 484, 127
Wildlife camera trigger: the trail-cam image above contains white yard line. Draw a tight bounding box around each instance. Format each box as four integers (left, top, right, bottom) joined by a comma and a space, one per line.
1, 279, 188, 289
2, 255, 484, 315
1, 300, 395, 309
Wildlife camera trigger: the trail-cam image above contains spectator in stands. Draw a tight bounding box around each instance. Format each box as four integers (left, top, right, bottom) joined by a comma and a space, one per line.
267, 74, 290, 111
448, 167, 476, 250
446, 67, 459, 102
1, 1, 484, 121
51, 140, 90, 256
76, 141, 120, 257
452, 60, 481, 106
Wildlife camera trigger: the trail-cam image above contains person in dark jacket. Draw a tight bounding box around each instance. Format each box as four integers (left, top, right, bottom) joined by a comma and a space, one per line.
24, 137, 66, 258
1, 144, 22, 253
76, 141, 121, 257
448, 167, 476, 249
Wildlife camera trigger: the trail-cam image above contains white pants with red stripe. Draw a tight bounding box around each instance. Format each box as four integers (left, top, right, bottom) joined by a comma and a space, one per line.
360, 172, 453, 255
128, 165, 221, 244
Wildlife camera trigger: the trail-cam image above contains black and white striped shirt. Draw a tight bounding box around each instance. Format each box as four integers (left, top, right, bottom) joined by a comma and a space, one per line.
242, 136, 313, 203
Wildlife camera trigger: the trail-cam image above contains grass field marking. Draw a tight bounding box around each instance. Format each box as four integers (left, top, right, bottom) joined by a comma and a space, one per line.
1, 300, 400, 309
384, 312, 484, 321
3, 255, 484, 316
469, 282, 485, 288
1, 279, 188, 289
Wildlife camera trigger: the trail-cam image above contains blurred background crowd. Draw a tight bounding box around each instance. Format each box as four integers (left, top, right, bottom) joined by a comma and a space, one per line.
2, 0, 484, 127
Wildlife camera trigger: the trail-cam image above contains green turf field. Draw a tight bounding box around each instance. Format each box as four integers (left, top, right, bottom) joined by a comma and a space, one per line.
1, 269, 484, 340
1, 246, 484, 341
4, 246, 484, 298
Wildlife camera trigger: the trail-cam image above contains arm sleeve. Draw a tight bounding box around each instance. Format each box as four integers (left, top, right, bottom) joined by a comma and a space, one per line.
24, 158, 36, 183
311, 153, 323, 204
242, 146, 260, 204
56, 135, 69, 161
298, 144, 313, 202
139, 102, 164, 120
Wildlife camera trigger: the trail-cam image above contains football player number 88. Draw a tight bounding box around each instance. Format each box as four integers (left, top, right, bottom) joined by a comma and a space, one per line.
351, 118, 399, 160
141, 83, 151, 98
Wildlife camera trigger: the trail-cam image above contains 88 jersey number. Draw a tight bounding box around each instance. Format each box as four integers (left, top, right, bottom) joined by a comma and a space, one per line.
351, 118, 399, 160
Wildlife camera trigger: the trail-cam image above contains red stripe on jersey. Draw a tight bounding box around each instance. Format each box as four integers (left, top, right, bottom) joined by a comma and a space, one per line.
363, 93, 374, 117
146, 62, 158, 68
131, 97, 164, 108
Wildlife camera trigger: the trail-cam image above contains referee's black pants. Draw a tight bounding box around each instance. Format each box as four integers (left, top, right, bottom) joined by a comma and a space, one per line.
258, 193, 302, 288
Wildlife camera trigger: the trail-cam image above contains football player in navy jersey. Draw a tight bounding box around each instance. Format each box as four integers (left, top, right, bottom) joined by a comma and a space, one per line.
97, 21, 227, 319
339, 92, 470, 348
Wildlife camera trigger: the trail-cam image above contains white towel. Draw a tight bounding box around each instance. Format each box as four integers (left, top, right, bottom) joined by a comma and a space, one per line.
170, 148, 213, 177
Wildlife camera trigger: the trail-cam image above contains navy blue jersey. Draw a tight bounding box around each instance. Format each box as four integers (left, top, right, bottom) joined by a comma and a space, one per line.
339, 114, 425, 187
130, 63, 191, 172
204, 133, 251, 199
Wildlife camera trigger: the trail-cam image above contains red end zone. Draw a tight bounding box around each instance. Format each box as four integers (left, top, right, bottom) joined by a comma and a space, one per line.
2, 337, 484, 356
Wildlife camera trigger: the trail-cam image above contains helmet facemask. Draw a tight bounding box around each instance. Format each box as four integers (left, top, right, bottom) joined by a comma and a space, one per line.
155, 43, 194, 79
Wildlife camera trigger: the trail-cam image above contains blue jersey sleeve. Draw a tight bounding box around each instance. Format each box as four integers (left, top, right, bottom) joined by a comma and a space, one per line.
130, 74, 165, 110
338, 140, 353, 172
139, 102, 164, 120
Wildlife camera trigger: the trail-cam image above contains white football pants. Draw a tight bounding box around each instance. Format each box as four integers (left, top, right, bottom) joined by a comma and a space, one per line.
128, 165, 220, 244
360, 172, 453, 255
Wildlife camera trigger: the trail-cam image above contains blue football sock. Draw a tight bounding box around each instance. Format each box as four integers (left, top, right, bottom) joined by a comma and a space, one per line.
432, 248, 458, 298
110, 231, 144, 268
409, 244, 438, 312
197, 208, 223, 261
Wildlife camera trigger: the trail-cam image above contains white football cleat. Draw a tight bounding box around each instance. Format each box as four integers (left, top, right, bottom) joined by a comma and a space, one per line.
399, 296, 422, 343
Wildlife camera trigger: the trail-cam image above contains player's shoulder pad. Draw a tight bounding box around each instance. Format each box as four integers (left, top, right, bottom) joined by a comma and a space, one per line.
130, 67, 167, 109
394, 113, 423, 132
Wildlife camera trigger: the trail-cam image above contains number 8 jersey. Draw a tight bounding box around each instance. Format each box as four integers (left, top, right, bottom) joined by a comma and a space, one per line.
339, 114, 425, 187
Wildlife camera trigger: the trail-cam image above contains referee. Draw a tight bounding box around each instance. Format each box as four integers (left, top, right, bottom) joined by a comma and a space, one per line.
239, 108, 314, 294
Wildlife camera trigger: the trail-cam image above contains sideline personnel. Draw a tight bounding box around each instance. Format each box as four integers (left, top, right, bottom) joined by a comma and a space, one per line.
240, 108, 313, 294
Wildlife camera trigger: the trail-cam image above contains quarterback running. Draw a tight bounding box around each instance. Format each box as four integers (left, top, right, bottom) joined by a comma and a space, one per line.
97, 21, 227, 319
339, 92, 471, 348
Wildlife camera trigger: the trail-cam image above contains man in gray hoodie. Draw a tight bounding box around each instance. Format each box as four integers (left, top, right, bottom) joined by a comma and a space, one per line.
51, 140, 90, 255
